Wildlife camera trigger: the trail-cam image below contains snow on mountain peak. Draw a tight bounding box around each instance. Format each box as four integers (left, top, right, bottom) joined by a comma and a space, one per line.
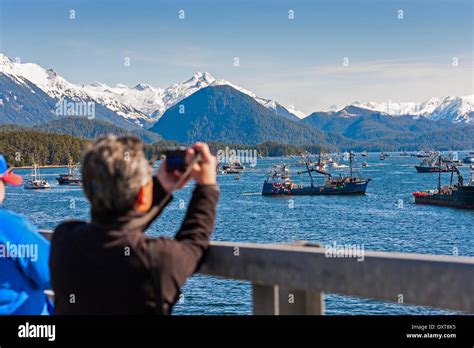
190, 71, 215, 83
0, 53, 18, 77
133, 83, 153, 91
1, 52, 471, 126
286, 104, 306, 119
88, 81, 106, 88
0, 53, 13, 66
1, 52, 309, 124
345, 95, 473, 123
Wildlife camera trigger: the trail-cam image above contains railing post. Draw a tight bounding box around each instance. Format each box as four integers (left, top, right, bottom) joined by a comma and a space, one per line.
252, 283, 324, 315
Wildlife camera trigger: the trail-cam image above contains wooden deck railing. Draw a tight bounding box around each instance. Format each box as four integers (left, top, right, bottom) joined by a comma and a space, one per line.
39, 230, 474, 315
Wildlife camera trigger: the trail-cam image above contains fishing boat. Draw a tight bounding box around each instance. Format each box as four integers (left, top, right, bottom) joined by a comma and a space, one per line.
413, 160, 474, 209
56, 163, 82, 185
463, 155, 474, 164
326, 154, 346, 168
412, 151, 431, 158
262, 152, 371, 196
294, 153, 327, 170
331, 161, 348, 168
24, 164, 51, 189
221, 161, 245, 174
415, 154, 454, 173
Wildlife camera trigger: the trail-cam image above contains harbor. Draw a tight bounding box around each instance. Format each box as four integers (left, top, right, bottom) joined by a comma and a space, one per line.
5, 150, 474, 315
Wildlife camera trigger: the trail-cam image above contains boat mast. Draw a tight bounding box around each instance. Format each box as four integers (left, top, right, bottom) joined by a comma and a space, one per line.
303, 154, 314, 187
349, 151, 353, 179
450, 166, 454, 186
438, 154, 442, 191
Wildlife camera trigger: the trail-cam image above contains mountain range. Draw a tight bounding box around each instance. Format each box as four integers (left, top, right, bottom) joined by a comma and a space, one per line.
150, 85, 340, 148
2, 53, 473, 126
0, 53, 305, 128
349, 96, 474, 124
0, 52, 473, 151
151, 86, 473, 150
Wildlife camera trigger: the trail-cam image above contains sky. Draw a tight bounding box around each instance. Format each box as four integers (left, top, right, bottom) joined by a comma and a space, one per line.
0, 0, 473, 113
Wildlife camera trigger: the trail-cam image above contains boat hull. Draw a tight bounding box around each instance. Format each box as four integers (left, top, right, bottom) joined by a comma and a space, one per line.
262, 180, 370, 196
56, 178, 82, 185
414, 186, 474, 209
415, 166, 453, 173
463, 157, 474, 164
24, 185, 51, 190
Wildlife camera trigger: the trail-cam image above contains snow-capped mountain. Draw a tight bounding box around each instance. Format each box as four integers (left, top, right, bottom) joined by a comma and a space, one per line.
0, 53, 145, 128
2, 52, 472, 128
1, 51, 306, 127
158, 71, 307, 120
350, 95, 474, 124
0, 54, 60, 125
82, 71, 306, 122
9, 57, 152, 127
80, 81, 157, 127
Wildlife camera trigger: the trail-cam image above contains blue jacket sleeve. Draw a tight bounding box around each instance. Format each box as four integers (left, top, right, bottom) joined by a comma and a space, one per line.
0, 210, 51, 290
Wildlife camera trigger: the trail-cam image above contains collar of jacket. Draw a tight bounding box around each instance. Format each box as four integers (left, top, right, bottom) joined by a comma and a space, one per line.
90, 200, 169, 232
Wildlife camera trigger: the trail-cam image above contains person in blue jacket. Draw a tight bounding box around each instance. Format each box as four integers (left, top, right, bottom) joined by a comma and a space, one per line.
0, 155, 52, 315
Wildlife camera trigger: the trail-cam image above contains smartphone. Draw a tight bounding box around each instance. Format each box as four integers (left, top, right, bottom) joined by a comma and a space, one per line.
165, 147, 188, 172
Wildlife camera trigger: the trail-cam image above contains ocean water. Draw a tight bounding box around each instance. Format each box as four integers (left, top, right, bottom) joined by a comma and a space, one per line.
3, 152, 473, 315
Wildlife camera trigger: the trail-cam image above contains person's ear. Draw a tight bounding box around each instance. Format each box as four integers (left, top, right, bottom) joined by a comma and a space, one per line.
136, 185, 147, 205
135, 180, 153, 212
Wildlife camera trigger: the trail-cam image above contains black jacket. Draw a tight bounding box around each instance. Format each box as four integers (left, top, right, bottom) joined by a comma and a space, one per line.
49, 177, 219, 315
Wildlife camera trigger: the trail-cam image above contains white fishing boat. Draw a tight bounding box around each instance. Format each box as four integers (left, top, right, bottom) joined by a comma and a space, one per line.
24, 163, 51, 189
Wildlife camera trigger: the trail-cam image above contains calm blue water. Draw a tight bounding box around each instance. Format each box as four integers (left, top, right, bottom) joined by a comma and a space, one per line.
3, 152, 473, 315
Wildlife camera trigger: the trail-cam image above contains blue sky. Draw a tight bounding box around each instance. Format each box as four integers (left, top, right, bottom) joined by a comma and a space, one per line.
0, 0, 472, 113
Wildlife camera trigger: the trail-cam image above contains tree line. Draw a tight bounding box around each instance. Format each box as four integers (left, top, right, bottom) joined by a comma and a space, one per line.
0, 129, 328, 166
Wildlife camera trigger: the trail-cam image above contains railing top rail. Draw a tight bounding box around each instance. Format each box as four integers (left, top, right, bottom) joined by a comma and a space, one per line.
38, 230, 474, 313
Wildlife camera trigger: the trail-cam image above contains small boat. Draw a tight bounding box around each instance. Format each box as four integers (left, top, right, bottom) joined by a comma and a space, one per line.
362, 161, 368, 167
400, 151, 409, 156
262, 152, 370, 196
294, 153, 327, 170
415, 154, 454, 173
221, 161, 245, 174
413, 162, 474, 209
463, 155, 474, 164
24, 164, 51, 189
379, 153, 386, 160
361, 151, 368, 157
331, 162, 348, 168
56, 163, 82, 185
412, 151, 431, 158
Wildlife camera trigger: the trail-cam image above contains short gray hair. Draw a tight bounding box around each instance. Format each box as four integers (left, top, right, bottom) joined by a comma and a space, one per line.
82, 135, 150, 215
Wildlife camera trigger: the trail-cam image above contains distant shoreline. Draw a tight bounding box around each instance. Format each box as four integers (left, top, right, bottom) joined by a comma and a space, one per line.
14, 165, 69, 169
